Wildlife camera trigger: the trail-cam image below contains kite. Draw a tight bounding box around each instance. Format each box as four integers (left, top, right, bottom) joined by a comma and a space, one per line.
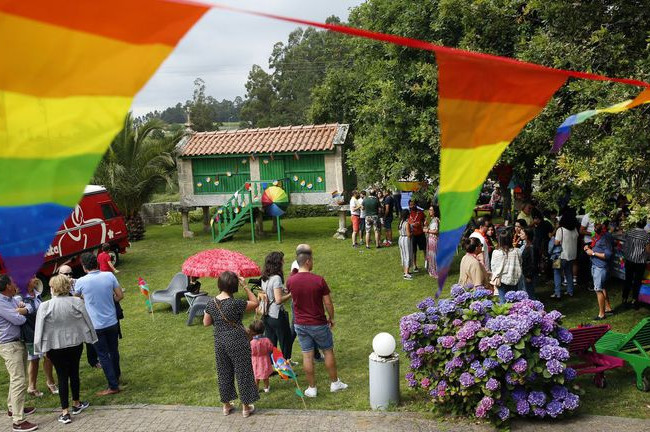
0, 0, 209, 291
552, 88, 650, 153
270, 347, 306, 408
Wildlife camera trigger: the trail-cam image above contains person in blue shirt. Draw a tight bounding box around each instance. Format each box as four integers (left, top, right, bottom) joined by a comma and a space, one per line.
584, 221, 613, 320
75, 253, 124, 395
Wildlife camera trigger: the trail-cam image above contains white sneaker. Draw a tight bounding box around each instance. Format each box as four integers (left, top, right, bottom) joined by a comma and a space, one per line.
403, 274, 412, 280
304, 386, 318, 398
330, 379, 348, 392
263, 387, 270, 393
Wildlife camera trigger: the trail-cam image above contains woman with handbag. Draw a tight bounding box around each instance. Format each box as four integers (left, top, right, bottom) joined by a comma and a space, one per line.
490, 230, 523, 303
33, 275, 97, 424
260, 252, 294, 364
204, 271, 259, 418
551, 215, 579, 299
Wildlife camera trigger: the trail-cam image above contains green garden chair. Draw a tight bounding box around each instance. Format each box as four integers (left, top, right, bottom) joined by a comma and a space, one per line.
595, 317, 650, 391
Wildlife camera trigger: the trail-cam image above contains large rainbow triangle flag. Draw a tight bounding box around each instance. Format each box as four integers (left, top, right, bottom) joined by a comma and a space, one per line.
0, 0, 209, 290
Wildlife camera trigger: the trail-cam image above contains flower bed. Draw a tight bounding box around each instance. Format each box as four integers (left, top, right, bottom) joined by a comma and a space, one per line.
400, 284, 579, 425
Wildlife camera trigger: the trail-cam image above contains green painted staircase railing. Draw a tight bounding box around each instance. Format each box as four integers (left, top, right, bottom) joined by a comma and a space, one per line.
211, 179, 288, 243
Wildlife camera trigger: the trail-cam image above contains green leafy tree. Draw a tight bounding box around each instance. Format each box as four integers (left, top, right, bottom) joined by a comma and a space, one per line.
93, 113, 186, 240
188, 78, 219, 132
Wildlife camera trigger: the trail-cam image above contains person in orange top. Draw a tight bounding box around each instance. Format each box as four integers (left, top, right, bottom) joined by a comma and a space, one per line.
408, 200, 426, 272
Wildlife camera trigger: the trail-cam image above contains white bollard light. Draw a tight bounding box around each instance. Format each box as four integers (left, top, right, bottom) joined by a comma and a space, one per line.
369, 332, 400, 410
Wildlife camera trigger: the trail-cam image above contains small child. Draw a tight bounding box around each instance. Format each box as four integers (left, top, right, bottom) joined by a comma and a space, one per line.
249, 320, 274, 393
97, 243, 118, 273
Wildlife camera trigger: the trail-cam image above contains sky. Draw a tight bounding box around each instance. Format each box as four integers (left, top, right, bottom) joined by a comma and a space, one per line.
131, 0, 365, 116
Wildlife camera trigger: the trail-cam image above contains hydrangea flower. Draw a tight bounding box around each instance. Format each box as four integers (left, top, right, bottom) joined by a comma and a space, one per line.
528, 391, 546, 407
483, 358, 499, 370
546, 400, 564, 418
474, 367, 487, 379
410, 357, 423, 369
437, 299, 457, 315
414, 312, 426, 322
496, 345, 514, 363
420, 378, 431, 388
469, 301, 485, 314
505, 371, 520, 385
422, 324, 439, 336
450, 284, 466, 298
472, 288, 493, 299
504, 329, 522, 344
418, 297, 436, 310
556, 327, 573, 344
454, 292, 472, 305
452, 319, 463, 327
437, 336, 456, 349
563, 393, 579, 410
497, 405, 510, 421
403, 340, 416, 352
424, 345, 435, 353
485, 378, 500, 391
550, 385, 569, 401
564, 367, 577, 381
505, 291, 528, 302
533, 407, 547, 417
459, 372, 475, 388
511, 386, 527, 402
512, 358, 528, 374
546, 359, 565, 375
516, 400, 530, 415
457, 321, 482, 341
475, 396, 494, 418
478, 338, 490, 352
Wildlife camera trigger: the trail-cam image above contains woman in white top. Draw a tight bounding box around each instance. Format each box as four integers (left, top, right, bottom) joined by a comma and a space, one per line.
490, 230, 522, 303
551, 215, 579, 298
260, 252, 293, 363
424, 206, 440, 278
34, 275, 98, 424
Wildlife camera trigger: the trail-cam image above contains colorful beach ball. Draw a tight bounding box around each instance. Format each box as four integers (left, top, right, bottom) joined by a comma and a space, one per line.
261, 186, 289, 217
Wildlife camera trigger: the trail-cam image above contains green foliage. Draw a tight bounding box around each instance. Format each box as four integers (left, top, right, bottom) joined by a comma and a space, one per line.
188, 78, 219, 132
283, 205, 337, 219
92, 113, 185, 217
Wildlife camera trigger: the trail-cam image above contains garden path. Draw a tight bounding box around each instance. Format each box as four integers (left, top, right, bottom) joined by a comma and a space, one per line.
19, 404, 650, 431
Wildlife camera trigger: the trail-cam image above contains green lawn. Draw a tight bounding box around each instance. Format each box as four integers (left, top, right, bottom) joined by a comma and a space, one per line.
3, 217, 650, 418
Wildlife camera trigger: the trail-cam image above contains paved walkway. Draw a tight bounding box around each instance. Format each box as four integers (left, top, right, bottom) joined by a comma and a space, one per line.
15, 404, 650, 432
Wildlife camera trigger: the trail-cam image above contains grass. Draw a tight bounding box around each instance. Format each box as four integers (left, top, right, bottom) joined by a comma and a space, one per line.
2, 217, 649, 419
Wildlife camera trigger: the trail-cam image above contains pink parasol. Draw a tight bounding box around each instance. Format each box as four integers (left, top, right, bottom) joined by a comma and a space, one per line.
182, 249, 261, 278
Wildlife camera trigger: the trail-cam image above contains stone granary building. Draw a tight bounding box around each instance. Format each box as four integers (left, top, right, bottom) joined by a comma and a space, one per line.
176, 123, 353, 239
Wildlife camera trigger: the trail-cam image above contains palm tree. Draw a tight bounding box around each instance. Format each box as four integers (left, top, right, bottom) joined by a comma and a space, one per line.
93, 113, 186, 241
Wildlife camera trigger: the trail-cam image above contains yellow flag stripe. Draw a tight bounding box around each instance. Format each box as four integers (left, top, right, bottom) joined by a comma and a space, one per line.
439, 141, 510, 194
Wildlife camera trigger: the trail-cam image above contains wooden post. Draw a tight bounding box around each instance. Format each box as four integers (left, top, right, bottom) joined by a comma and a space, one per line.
201, 206, 211, 233
181, 208, 194, 238
249, 191, 255, 244
276, 216, 282, 243
254, 209, 265, 237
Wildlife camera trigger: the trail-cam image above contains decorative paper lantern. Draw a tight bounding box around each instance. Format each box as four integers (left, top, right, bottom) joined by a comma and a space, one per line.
263, 159, 269, 164
306, 183, 313, 189
372, 332, 396, 357
233, 207, 240, 214
217, 209, 223, 215
241, 158, 247, 164
261, 182, 268, 189
226, 171, 232, 177
300, 180, 306, 187
261, 186, 289, 217
293, 175, 299, 182
244, 182, 251, 191
214, 180, 219, 186
196, 182, 203, 188
316, 176, 323, 183
272, 180, 279, 186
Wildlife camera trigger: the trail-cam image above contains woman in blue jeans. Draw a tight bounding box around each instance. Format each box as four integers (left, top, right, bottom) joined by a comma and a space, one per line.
585, 221, 614, 320
551, 214, 579, 299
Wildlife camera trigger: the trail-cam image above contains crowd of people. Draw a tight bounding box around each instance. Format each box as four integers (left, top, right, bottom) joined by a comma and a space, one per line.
0, 242, 124, 431
457, 186, 650, 320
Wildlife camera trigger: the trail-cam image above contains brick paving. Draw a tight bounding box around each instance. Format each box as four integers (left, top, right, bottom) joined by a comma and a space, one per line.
12, 404, 650, 432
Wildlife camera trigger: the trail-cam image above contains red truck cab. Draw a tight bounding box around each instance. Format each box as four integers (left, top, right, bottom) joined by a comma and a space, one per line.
0, 185, 130, 282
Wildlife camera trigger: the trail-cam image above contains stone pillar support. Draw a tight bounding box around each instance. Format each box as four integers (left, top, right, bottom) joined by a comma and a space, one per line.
181, 208, 194, 238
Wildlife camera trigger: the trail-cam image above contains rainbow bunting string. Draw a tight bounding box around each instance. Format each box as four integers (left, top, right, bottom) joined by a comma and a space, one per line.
0, 0, 208, 290
552, 88, 650, 153
435, 53, 567, 293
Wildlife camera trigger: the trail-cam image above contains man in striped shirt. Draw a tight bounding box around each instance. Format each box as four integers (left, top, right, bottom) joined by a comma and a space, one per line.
623, 219, 650, 309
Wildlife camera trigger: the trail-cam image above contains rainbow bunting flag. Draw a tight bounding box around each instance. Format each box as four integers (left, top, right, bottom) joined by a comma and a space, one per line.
435, 53, 567, 293
0, 0, 209, 291
552, 88, 650, 153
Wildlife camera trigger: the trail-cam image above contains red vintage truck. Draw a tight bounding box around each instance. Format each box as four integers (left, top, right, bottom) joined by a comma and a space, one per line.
0, 185, 130, 282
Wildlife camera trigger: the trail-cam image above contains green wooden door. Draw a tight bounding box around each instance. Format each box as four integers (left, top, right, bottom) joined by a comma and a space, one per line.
259, 156, 285, 182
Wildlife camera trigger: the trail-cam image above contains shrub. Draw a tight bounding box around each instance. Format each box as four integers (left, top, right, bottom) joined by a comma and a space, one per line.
283, 205, 337, 219
400, 285, 579, 425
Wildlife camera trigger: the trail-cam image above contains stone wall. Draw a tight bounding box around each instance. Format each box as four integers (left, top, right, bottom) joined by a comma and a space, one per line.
140, 202, 182, 225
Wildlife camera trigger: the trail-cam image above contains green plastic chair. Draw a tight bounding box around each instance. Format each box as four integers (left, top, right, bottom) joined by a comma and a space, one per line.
595, 317, 650, 391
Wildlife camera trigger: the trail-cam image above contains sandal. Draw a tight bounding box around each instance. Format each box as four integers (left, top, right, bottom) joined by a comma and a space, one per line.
48, 383, 59, 395
242, 404, 255, 418
27, 389, 44, 397
222, 404, 234, 416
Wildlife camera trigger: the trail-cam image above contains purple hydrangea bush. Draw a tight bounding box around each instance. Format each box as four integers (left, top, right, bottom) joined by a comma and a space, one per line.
400, 285, 579, 424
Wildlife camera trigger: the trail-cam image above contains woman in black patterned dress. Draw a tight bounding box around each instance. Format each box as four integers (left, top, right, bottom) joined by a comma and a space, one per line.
204, 271, 259, 417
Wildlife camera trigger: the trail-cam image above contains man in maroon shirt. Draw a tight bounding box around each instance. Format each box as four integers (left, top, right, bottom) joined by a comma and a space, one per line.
286, 245, 348, 398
